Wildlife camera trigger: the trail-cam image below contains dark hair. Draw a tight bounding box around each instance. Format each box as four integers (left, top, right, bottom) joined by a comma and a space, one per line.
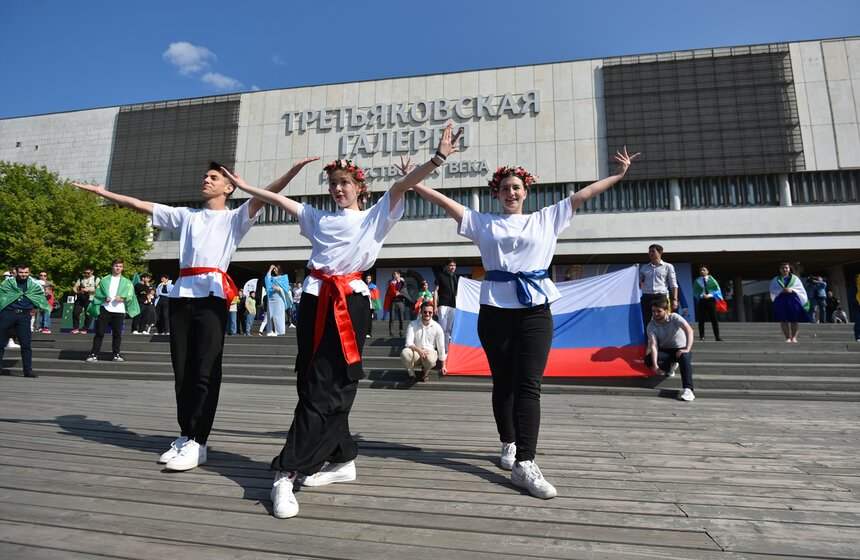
779, 262, 792, 271
141, 272, 152, 278
650, 298, 669, 310
209, 161, 234, 199
15, 263, 29, 271
699, 264, 709, 271
648, 244, 663, 254
445, 258, 456, 266
84, 266, 93, 272
394, 270, 402, 275
420, 301, 435, 312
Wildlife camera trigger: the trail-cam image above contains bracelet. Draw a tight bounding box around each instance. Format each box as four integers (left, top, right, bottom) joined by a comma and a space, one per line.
434, 150, 448, 161
431, 155, 444, 167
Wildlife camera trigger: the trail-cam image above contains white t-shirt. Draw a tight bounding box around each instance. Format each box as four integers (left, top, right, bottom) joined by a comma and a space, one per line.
459, 198, 573, 308
102, 275, 126, 314
152, 200, 260, 299
298, 191, 404, 297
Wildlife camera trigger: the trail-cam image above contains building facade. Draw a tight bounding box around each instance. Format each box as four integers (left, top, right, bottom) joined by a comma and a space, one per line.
2, 37, 859, 320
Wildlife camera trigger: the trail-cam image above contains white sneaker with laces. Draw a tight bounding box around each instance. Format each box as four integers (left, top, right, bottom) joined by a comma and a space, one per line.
6, 340, 20, 349
511, 460, 557, 499
165, 439, 206, 471
299, 460, 356, 487
85, 354, 98, 362
679, 388, 696, 402
500, 442, 517, 471
271, 471, 299, 518
158, 436, 189, 464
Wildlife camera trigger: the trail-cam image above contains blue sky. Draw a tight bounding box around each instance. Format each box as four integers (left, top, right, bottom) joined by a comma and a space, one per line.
2, 0, 858, 119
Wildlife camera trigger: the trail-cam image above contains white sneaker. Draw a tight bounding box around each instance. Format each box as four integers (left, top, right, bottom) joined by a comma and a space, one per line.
158, 436, 189, 464
661, 362, 678, 376
679, 388, 696, 402
132, 331, 141, 335
511, 460, 557, 499
500, 442, 517, 471
289, 324, 296, 329
165, 440, 206, 471
266, 332, 278, 337
299, 460, 356, 487
271, 471, 299, 518
6, 340, 20, 349
85, 354, 99, 362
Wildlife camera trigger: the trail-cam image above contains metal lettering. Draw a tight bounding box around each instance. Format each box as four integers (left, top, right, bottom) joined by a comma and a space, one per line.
411, 127, 432, 151
497, 93, 517, 115
454, 97, 473, 119
409, 100, 430, 123
349, 106, 367, 127
475, 95, 497, 118
520, 90, 540, 114
299, 110, 317, 132
433, 98, 452, 121
394, 130, 410, 152
318, 109, 333, 130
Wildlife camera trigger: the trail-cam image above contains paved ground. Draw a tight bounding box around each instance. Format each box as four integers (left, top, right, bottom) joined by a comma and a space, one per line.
1, 375, 859, 559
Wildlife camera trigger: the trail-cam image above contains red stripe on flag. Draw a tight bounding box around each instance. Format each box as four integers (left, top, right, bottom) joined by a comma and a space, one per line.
445, 344, 653, 377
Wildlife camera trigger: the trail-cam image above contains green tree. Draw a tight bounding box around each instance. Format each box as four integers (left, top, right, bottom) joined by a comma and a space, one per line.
0, 161, 152, 296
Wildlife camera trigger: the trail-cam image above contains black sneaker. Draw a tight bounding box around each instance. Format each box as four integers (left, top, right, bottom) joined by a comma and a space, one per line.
112, 354, 125, 362
23, 371, 38, 378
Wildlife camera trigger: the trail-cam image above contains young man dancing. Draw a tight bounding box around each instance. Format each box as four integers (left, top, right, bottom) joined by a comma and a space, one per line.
72, 158, 318, 470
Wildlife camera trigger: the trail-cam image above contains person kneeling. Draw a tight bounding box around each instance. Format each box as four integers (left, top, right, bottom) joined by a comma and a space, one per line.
400, 301, 447, 383
646, 299, 696, 402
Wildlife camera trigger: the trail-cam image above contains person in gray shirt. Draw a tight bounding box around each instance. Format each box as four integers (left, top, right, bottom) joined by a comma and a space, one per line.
646, 298, 696, 402
639, 244, 678, 326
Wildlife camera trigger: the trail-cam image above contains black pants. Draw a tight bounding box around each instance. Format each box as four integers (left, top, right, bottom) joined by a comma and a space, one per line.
169, 296, 227, 445
90, 308, 125, 355
647, 348, 694, 390
696, 298, 720, 339
156, 301, 170, 333
477, 304, 553, 463
367, 305, 374, 337
131, 303, 152, 332
72, 296, 91, 330
237, 312, 247, 335
0, 309, 34, 373
271, 292, 369, 475
389, 299, 406, 336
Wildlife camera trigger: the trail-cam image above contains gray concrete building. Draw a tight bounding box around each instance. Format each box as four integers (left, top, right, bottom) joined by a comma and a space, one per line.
2, 37, 859, 321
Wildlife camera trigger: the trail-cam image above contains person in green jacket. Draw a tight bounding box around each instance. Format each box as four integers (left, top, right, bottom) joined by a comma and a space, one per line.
85, 260, 140, 363
0, 264, 50, 378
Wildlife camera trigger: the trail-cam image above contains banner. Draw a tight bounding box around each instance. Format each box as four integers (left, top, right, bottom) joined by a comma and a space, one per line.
445, 265, 651, 377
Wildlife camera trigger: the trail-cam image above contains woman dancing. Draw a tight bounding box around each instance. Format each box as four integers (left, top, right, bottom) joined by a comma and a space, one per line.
409, 145, 638, 499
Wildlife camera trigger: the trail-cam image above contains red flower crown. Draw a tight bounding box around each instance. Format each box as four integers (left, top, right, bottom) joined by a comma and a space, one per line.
488, 165, 539, 192
323, 159, 371, 203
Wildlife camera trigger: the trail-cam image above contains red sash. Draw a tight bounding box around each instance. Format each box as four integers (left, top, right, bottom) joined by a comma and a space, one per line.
310, 270, 363, 365
178, 267, 238, 309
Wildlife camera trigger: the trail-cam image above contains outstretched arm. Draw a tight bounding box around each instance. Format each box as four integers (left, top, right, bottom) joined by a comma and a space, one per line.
388, 123, 463, 210
220, 167, 301, 218
412, 183, 466, 224
70, 182, 155, 215
245, 157, 319, 218
569, 146, 640, 211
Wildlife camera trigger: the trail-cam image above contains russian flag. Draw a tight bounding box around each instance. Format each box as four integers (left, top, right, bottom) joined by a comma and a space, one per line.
445, 265, 652, 377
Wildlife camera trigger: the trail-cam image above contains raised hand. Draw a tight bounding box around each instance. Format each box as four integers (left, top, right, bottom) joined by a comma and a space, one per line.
220, 167, 251, 191
612, 146, 641, 176
395, 156, 415, 176
437, 123, 464, 158
289, 157, 321, 175
70, 181, 106, 194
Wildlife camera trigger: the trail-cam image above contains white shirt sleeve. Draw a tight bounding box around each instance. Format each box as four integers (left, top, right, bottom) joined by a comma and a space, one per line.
457, 207, 483, 243
404, 320, 416, 348
231, 200, 262, 238
368, 190, 405, 240
152, 204, 190, 232
667, 263, 678, 289
541, 197, 575, 236
297, 203, 318, 239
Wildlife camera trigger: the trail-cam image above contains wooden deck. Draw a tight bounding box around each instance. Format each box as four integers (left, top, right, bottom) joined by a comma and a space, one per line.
1, 375, 859, 559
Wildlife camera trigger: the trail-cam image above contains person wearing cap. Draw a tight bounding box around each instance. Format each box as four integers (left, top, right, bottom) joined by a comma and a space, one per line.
0, 264, 51, 378
72, 158, 317, 471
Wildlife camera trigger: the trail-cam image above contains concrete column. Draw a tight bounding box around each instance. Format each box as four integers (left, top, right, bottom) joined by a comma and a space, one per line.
470, 188, 480, 211
733, 276, 746, 322
778, 173, 792, 207
669, 178, 681, 210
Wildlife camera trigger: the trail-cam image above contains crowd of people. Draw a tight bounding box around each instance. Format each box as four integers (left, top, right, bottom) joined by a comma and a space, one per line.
2, 123, 859, 523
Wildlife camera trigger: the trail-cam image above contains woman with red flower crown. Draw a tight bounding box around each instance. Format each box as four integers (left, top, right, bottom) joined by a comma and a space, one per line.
220, 123, 462, 519
408, 144, 639, 499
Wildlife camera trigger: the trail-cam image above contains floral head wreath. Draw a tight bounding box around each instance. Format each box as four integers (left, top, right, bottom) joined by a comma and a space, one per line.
488, 165, 539, 193
323, 159, 371, 204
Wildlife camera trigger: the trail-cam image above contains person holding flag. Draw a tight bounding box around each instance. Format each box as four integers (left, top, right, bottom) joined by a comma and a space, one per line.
692, 265, 723, 341
769, 262, 809, 342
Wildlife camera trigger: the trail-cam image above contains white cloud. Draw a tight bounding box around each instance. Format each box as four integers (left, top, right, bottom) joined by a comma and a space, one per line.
163, 41, 216, 75
251, 85, 261, 91
271, 54, 285, 66
201, 72, 244, 92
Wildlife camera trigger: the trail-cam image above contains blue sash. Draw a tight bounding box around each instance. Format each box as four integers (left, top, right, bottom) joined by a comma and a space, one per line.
484, 269, 550, 308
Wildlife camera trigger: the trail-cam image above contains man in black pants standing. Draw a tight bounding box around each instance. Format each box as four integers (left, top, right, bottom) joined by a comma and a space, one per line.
85, 260, 139, 363
388, 270, 407, 337
0, 264, 50, 378
72, 157, 316, 471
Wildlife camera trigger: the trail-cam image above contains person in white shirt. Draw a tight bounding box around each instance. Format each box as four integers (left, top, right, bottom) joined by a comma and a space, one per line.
85, 260, 139, 363
639, 244, 679, 325
401, 301, 447, 383
221, 123, 462, 520
411, 145, 639, 501
72, 158, 316, 472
